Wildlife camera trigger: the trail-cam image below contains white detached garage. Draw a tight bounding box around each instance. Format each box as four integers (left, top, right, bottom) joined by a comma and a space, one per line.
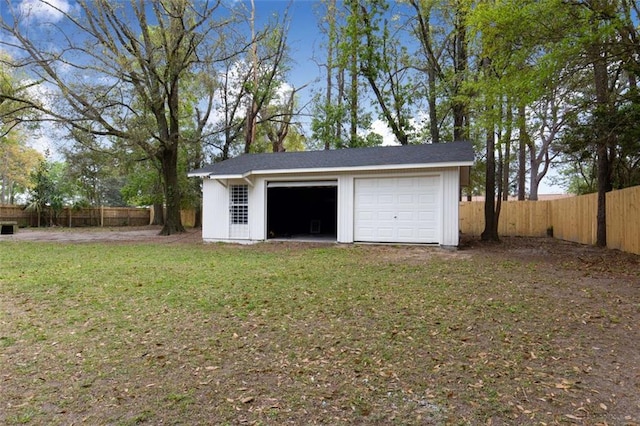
188, 142, 474, 247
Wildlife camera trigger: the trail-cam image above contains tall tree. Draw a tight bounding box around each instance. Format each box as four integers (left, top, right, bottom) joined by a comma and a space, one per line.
0, 52, 40, 137
554, 0, 639, 245
0, 52, 44, 204
479, 59, 500, 241
359, 0, 414, 145
0, 0, 235, 235
311, 0, 347, 150
450, 0, 470, 141
62, 132, 126, 207
409, 0, 444, 143
0, 133, 43, 204
242, 5, 291, 154
335, 0, 377, 147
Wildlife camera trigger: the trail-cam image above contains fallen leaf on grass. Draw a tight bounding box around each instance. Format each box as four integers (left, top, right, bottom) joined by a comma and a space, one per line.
565, 414, 583, 420
555, 379, 573, 389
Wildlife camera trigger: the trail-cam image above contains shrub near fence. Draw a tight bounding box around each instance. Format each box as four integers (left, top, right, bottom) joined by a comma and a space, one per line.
0, 205, 151, 228
460, 185, 640, 255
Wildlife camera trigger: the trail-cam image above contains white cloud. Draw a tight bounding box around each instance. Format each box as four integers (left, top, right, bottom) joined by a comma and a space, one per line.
18, 0, 72, 23
371, 119, 400, 146
274, 82, 294, 105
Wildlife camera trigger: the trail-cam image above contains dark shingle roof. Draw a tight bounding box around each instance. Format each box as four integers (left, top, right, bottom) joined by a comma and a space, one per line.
189, 142, 474, 177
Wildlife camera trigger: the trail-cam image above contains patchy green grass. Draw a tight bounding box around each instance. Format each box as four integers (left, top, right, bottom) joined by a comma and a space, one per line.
1, 238, 639, 425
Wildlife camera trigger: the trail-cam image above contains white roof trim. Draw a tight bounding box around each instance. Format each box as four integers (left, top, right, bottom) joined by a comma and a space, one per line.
188, 171, 215, 177
191, 160, 472, 179
267, 180, 338, 188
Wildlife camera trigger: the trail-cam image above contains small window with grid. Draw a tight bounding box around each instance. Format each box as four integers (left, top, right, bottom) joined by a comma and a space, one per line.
230, 185, 248, 225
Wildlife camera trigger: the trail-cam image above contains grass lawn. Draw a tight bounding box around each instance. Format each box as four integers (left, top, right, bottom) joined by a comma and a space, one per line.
1, 237, 639, 425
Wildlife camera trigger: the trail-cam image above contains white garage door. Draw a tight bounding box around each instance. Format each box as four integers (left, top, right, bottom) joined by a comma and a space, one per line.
354, 176, 441, 243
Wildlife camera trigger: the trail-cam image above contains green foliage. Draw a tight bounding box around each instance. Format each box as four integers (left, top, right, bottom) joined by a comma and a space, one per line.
25, 159, 69, 226
62, 131, 127, 206
311, 96, 344, 149
558, 91, 640, 193
0, 133, 43, 204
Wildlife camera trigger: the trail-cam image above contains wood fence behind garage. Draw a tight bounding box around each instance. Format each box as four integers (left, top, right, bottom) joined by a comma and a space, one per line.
0, 205, 151, 228
460, 185, 640, 255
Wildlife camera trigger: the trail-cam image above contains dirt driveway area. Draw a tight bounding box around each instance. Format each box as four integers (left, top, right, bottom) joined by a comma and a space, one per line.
0, 226, 202, 244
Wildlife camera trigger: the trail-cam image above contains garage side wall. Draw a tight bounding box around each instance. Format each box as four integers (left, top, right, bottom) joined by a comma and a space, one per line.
338, 175, 354, 243
441, 168, 461, 247
202, 178, 229, 241
251, 178, 267, 241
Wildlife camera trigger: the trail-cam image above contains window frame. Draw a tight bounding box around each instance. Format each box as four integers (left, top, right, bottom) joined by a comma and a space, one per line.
229, 184, 248, 225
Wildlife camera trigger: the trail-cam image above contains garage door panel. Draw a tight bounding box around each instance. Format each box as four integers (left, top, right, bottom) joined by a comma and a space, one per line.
377, 211, 394, 220
378, 227, 394, 238
377, 194, 394, 204
397, 228, 415, 238
354, 176, 441, 244
358, 211, 374, 220
358, 194, 375, 204
358, 227, 375, 238
397, 211, 414, 221
397, 194, 414, 204
418, 210, 436, 220
379, 179, 398, 188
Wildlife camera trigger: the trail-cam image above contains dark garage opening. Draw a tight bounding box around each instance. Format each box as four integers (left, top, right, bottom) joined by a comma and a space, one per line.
267, 184, 337, 240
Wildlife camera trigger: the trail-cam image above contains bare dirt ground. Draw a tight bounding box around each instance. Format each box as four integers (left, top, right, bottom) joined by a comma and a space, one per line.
0, 226, 202, 244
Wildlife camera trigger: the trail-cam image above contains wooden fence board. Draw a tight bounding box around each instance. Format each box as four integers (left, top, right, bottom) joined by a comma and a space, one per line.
0, 205, 151, 228
607, 186, 640, 255
0, 205, 201, 229
459, 185, 640, 255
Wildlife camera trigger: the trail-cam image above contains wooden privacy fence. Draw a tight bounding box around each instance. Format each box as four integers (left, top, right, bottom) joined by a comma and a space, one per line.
460, 185, 640, 255
0, 205, 151, 228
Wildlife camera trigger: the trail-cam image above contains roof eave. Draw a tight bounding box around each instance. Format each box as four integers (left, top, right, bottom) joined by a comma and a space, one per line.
194, 160, 473, 179
187, 171, 213, 178
248, 161, 474, 176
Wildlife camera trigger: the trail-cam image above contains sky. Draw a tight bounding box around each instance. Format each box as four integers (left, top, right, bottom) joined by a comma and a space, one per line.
1, 0, 400, 146
1, 0, 564, 194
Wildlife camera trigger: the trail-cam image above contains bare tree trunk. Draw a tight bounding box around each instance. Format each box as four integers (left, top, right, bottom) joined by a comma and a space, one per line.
428, 69, 439, 143
481, 62, 499, 242
501, 103, 513, 201
324, 0, 336, 150
593, 44, 611, 247
244, 0, 258, 154
158, 143, 185, 235
517, 104, 527, 200
411, 0, 441, 144
482, 123, 499, 242
452, 1, 469, 142
349, 45, 358, 146
337, 67, 344, 145
151, 202, 164, 225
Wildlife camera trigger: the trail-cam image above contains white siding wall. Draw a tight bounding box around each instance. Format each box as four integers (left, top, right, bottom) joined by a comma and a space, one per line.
337, 175, 354, 243
251, 178, 267, 241
441, 168, 461, 247
202, 178, 229, 241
